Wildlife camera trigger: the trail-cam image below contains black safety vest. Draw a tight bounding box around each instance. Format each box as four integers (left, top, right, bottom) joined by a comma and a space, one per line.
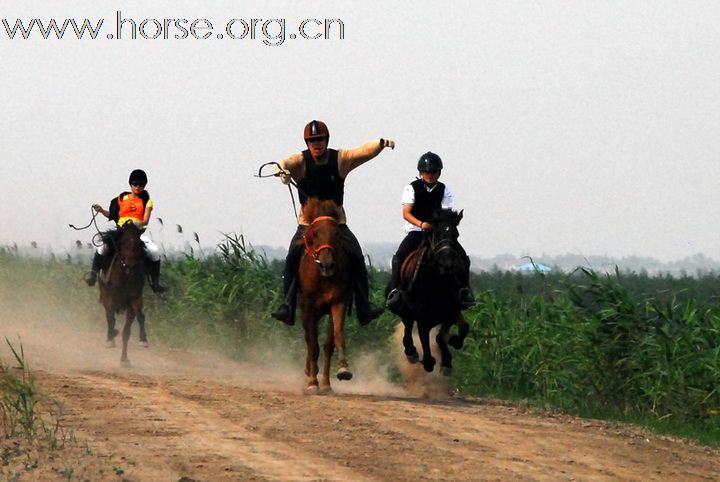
297, 148, 344, 205
410, 179, 445, 222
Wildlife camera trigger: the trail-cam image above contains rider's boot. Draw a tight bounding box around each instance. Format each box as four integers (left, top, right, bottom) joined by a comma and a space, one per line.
148, 259, 167, 294
459, 254, 475, 309
352, 260, 384, 326
271, 242, 302, 326
85, 252, 104, 286
385, 255, 405, 313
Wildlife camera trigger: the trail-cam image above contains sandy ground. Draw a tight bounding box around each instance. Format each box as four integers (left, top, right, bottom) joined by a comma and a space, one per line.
1, 314, 719, 482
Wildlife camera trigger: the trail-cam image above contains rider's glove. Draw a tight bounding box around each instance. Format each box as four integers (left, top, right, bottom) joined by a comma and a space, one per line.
380, 138, 395, 150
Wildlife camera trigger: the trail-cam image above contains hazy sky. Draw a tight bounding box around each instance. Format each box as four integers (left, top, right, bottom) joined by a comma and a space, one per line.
2, 1, 719, 262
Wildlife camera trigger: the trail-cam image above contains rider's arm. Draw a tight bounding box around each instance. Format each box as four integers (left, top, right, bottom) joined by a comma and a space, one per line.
337, 138, 394, 178
278, 153, 304, 184
92, 204, 110, 218
442, 185, 454, 210
403, 204, 430, 231
141, 199, 154, 228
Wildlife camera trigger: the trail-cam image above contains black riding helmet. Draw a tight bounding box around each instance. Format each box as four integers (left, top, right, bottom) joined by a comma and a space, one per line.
129, 169, 148, 186
417, 152, 443, 172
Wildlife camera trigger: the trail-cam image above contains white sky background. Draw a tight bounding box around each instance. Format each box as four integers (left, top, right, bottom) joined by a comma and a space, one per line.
1, 1, 719, 262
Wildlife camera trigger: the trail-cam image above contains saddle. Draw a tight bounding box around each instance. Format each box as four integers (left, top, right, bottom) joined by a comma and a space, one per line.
399, 245, 428, 295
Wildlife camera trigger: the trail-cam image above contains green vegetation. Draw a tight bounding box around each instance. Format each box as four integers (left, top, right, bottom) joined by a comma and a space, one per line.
1, 241, 719, 446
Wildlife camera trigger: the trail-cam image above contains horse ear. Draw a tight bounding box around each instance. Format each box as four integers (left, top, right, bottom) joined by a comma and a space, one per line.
457, 209, 464, 224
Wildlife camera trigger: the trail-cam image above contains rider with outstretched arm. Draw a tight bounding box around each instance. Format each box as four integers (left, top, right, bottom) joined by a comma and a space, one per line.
271, 120, 395, 326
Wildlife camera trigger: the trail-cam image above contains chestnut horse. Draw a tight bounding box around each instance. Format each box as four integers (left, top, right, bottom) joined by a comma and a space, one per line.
398, 209, 470, 376
297, 197, 353, 392
97, 222, 148, 366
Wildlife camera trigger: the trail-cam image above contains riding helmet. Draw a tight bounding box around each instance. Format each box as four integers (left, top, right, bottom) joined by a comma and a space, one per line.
303, 120, 330, 143
129, 169, 148, 186
417, 152, 443, 172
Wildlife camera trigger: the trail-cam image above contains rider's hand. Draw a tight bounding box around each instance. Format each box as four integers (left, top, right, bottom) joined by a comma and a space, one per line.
275, 165, 292, 185
380, 138, 395, 150
92, 204, 102, 212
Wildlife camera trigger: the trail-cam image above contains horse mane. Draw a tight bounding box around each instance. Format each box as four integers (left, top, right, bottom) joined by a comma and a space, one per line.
302, 197, 343, 222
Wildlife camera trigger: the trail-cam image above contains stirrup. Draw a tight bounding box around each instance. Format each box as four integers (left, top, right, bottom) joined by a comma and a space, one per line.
459, 287, 475, 308
386, 288, 404, 310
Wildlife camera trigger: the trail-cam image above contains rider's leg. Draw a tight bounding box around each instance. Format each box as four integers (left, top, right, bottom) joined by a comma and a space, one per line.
142, 235, 165, 293
457, 244, 475, 308
340, 225, 384, 326
386, 232, 423, 311
85, 243, 107, 286
271, 226, 305, 325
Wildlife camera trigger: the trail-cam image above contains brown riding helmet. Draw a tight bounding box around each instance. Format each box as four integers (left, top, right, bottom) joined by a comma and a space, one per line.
303, 120, 329, 143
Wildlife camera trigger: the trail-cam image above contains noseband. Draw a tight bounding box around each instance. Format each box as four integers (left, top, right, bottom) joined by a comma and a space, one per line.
303, 215, 338, 259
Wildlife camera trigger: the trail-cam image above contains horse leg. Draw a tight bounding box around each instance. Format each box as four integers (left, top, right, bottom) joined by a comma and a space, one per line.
105, 305, 118, 348
332, 303, 352, 381
436, 323, 453, 377
402, 316, 419, 364
418, 325, 436, 373
321, 319, 334, 392
448, 312, 469, 350
303, 313, 320, 392
120, 308, 135, 367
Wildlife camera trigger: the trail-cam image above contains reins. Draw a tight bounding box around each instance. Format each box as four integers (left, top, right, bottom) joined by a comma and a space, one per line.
69, 207, 108, 248
255, 161, 310, 221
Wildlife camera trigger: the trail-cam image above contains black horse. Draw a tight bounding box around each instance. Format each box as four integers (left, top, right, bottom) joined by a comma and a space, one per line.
97, 222, 148, 366
396, 209, 470, 376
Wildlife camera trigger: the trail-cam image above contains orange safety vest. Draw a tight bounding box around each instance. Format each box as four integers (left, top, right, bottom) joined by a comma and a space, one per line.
117, 194, 146, 223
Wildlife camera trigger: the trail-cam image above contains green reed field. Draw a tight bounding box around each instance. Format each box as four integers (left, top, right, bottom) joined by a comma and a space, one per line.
1, 237, 719, 446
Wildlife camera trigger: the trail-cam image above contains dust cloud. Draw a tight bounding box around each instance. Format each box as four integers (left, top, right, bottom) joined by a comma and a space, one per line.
0, 294, 450, 399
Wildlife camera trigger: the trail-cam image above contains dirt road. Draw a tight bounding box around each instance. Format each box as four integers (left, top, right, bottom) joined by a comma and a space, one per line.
2, 316, 719, 481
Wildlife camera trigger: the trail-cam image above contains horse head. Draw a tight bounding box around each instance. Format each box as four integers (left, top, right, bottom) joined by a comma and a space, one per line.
117, 221, 145, 274
301, 197, 343, 278
426, 209, 464, 277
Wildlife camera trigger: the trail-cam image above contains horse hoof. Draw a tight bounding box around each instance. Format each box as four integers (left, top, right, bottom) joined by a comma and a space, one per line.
423, 358, 436, 373
406, 353, 420, 364
448, 336, 464, 350
110, 329, 119, 338
121, 359, 131, 368
440, 366, 453, 377
304, 385, 319, 395
138, 341, 149, 348
105, 340, 116, 348
336, 368, 353, 381
319, 385, 333, 394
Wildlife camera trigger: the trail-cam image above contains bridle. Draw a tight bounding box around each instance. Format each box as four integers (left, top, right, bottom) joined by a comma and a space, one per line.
426, 225, 460, 259
303, 215, 338, 260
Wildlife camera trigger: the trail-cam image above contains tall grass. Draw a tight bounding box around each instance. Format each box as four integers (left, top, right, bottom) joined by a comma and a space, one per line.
456, 268, 720, 444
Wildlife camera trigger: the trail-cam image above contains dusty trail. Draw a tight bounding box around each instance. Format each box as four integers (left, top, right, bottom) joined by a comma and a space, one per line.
1, 316, 719, 481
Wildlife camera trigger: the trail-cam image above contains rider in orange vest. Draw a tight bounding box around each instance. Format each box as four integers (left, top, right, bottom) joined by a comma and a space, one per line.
271, 120, 396, 326
84, 169, 165, 293
385, 152, 475, 313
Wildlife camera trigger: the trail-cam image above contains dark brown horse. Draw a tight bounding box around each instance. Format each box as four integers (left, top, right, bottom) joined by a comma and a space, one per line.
97, 222, 148, 366
297, 197, 353, 392
398, 209, 470, 376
